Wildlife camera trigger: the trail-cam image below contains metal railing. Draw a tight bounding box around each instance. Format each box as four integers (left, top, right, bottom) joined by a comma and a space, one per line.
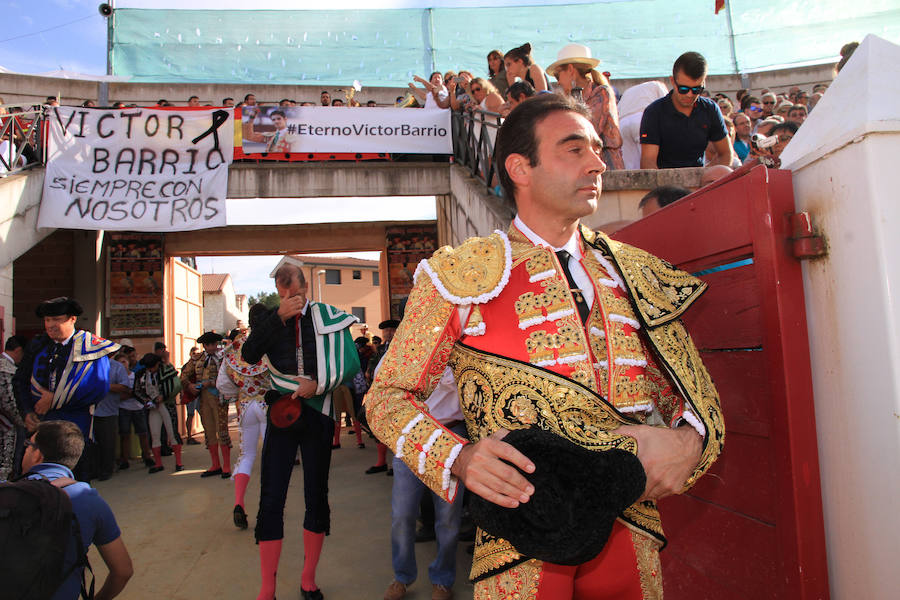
0, 103, 46, 177
452, 108, 503, 195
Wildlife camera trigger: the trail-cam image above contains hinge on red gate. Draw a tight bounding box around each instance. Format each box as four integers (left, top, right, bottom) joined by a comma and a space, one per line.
790, 212, 827, 259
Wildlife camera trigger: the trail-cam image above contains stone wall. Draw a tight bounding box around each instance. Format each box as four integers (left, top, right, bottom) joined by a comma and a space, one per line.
12, 230, 75, 338
1, 62, 837, 106
445, 163, 704, 241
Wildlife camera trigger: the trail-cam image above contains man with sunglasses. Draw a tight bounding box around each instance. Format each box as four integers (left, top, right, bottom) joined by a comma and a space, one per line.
639, 51, 732, 169
761, 92, 777, 120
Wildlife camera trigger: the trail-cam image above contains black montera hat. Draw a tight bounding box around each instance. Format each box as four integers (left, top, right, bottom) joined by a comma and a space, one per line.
378, 319, 400, 330
35, 297, 83, 318
197, 332, 224, 345
468, 428, 646, 566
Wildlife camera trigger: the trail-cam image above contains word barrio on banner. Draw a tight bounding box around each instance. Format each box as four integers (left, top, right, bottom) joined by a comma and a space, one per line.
240, 106, 451, 155
39, 107, 233, 232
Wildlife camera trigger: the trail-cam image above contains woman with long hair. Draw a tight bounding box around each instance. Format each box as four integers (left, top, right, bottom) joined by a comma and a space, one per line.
487, 49, 509, 98
503, 43, 549, 92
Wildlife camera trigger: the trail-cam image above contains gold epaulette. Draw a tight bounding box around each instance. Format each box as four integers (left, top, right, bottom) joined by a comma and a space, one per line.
582, 227, 707, 328
415, 230, 512, 305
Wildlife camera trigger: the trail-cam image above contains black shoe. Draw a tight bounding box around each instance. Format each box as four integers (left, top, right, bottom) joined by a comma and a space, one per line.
365, 464, 388, 474
233, 505, 248, 529
221, 471, 232, 479
175, 464, 185, 472
357, 443, 366, 449
300, 589, 324, 600
201, 468, 222, 478
331, 444, 341, 449
186, 438, 200, 445
143, 458, 155, 468
149, 465, 164, 474
98, 473, 112, 481
387, 468, 393, 477
415, 524, 436, 543
118, 461, 130, 470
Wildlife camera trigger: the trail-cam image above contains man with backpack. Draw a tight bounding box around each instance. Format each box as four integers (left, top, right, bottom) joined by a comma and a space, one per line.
9, 420, 134, 599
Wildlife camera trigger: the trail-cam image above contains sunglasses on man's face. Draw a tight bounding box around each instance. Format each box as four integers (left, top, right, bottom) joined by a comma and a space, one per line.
763, 101, 775, 105
749, 106, 762, 113
470, 87, 483, 93
675, 84, 704, 95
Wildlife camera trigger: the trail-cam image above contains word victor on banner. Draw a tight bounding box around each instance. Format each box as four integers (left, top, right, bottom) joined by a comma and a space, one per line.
239, 106, 451, 155
39, 107, 233, 231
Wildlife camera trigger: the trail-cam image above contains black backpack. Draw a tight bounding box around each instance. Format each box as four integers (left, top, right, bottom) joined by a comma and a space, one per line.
0, 474, 94, 600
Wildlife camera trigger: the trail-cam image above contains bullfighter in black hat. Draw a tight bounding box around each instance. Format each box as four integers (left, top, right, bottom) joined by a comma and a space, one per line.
12, 297, 119, 480
180, 330, 230, 477
365, 94, 724, 599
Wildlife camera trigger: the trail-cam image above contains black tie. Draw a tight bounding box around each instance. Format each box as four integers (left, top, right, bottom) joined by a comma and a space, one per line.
49, 342, 66, 391
556, 250, 590, 324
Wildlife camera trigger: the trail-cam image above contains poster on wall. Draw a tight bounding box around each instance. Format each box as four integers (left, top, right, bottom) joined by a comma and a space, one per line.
385, 225, 438, 320
108, 233, 164, 337
39, 107, 232, 232
237, 106, 450, 159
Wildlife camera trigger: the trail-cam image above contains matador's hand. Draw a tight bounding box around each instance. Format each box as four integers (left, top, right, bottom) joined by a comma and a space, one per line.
617, 423, 702, 501
34, 387, 53, 415
291, 377, 318, 400
450, 429, 535, 508
25, 412, 41, 432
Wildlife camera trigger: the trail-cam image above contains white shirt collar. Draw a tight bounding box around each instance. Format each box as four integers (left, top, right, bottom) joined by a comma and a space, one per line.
55, 331, 76, 347
300, 298, 310, 316
1, 352, 15, 365
513, 215, 583, 260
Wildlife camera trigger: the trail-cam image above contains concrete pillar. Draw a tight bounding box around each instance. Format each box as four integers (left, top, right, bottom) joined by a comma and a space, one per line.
0, 263, 12, 337
72, 230, 105, 335
780, 35, 900, 599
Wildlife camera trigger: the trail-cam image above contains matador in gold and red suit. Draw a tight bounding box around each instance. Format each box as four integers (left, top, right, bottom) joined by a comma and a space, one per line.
366, 216, 725, 600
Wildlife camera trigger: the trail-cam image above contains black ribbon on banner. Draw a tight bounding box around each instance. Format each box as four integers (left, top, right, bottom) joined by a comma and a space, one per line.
191, 109, 230, 150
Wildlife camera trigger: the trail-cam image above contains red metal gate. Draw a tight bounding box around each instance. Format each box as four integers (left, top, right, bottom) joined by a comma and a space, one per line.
613, 165, 829, 599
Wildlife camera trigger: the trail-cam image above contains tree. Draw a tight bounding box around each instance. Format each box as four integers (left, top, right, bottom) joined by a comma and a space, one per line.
248, 291, 280, 309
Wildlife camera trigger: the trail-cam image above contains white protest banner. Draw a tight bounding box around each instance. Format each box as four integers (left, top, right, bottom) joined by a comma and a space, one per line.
240, 106, 451, 154
39, 107, 233, 232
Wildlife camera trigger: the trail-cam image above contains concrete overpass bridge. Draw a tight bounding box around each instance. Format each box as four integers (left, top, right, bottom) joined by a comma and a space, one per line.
0, 155, 701, 349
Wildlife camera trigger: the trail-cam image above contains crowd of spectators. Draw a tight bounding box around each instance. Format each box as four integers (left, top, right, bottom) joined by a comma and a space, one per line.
1, 38, 854, 181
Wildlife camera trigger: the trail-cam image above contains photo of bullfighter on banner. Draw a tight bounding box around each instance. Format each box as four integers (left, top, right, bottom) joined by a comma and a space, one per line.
39, 107, 233, 232
240, 105, 451, 155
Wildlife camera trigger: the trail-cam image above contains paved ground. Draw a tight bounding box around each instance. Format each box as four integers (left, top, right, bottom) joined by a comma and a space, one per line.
87, 413, 476, 600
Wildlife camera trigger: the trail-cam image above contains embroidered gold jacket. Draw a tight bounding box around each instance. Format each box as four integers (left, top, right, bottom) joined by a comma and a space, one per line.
366, 224, 724, 580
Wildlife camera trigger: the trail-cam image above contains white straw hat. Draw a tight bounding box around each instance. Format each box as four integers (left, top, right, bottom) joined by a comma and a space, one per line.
546, 43, 601, 78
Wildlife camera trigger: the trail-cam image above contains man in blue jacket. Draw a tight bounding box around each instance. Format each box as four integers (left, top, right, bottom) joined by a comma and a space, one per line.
13, 297, 119, 480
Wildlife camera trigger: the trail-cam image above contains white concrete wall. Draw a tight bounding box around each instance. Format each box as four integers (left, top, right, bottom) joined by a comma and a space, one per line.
0, 169, 53, 267
202, 292, 227, 334
0, 263, 12, 335
791, 132, 900, 599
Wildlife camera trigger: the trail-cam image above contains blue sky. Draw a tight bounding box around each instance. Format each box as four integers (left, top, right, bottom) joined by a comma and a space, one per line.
1, 1, 108, 74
